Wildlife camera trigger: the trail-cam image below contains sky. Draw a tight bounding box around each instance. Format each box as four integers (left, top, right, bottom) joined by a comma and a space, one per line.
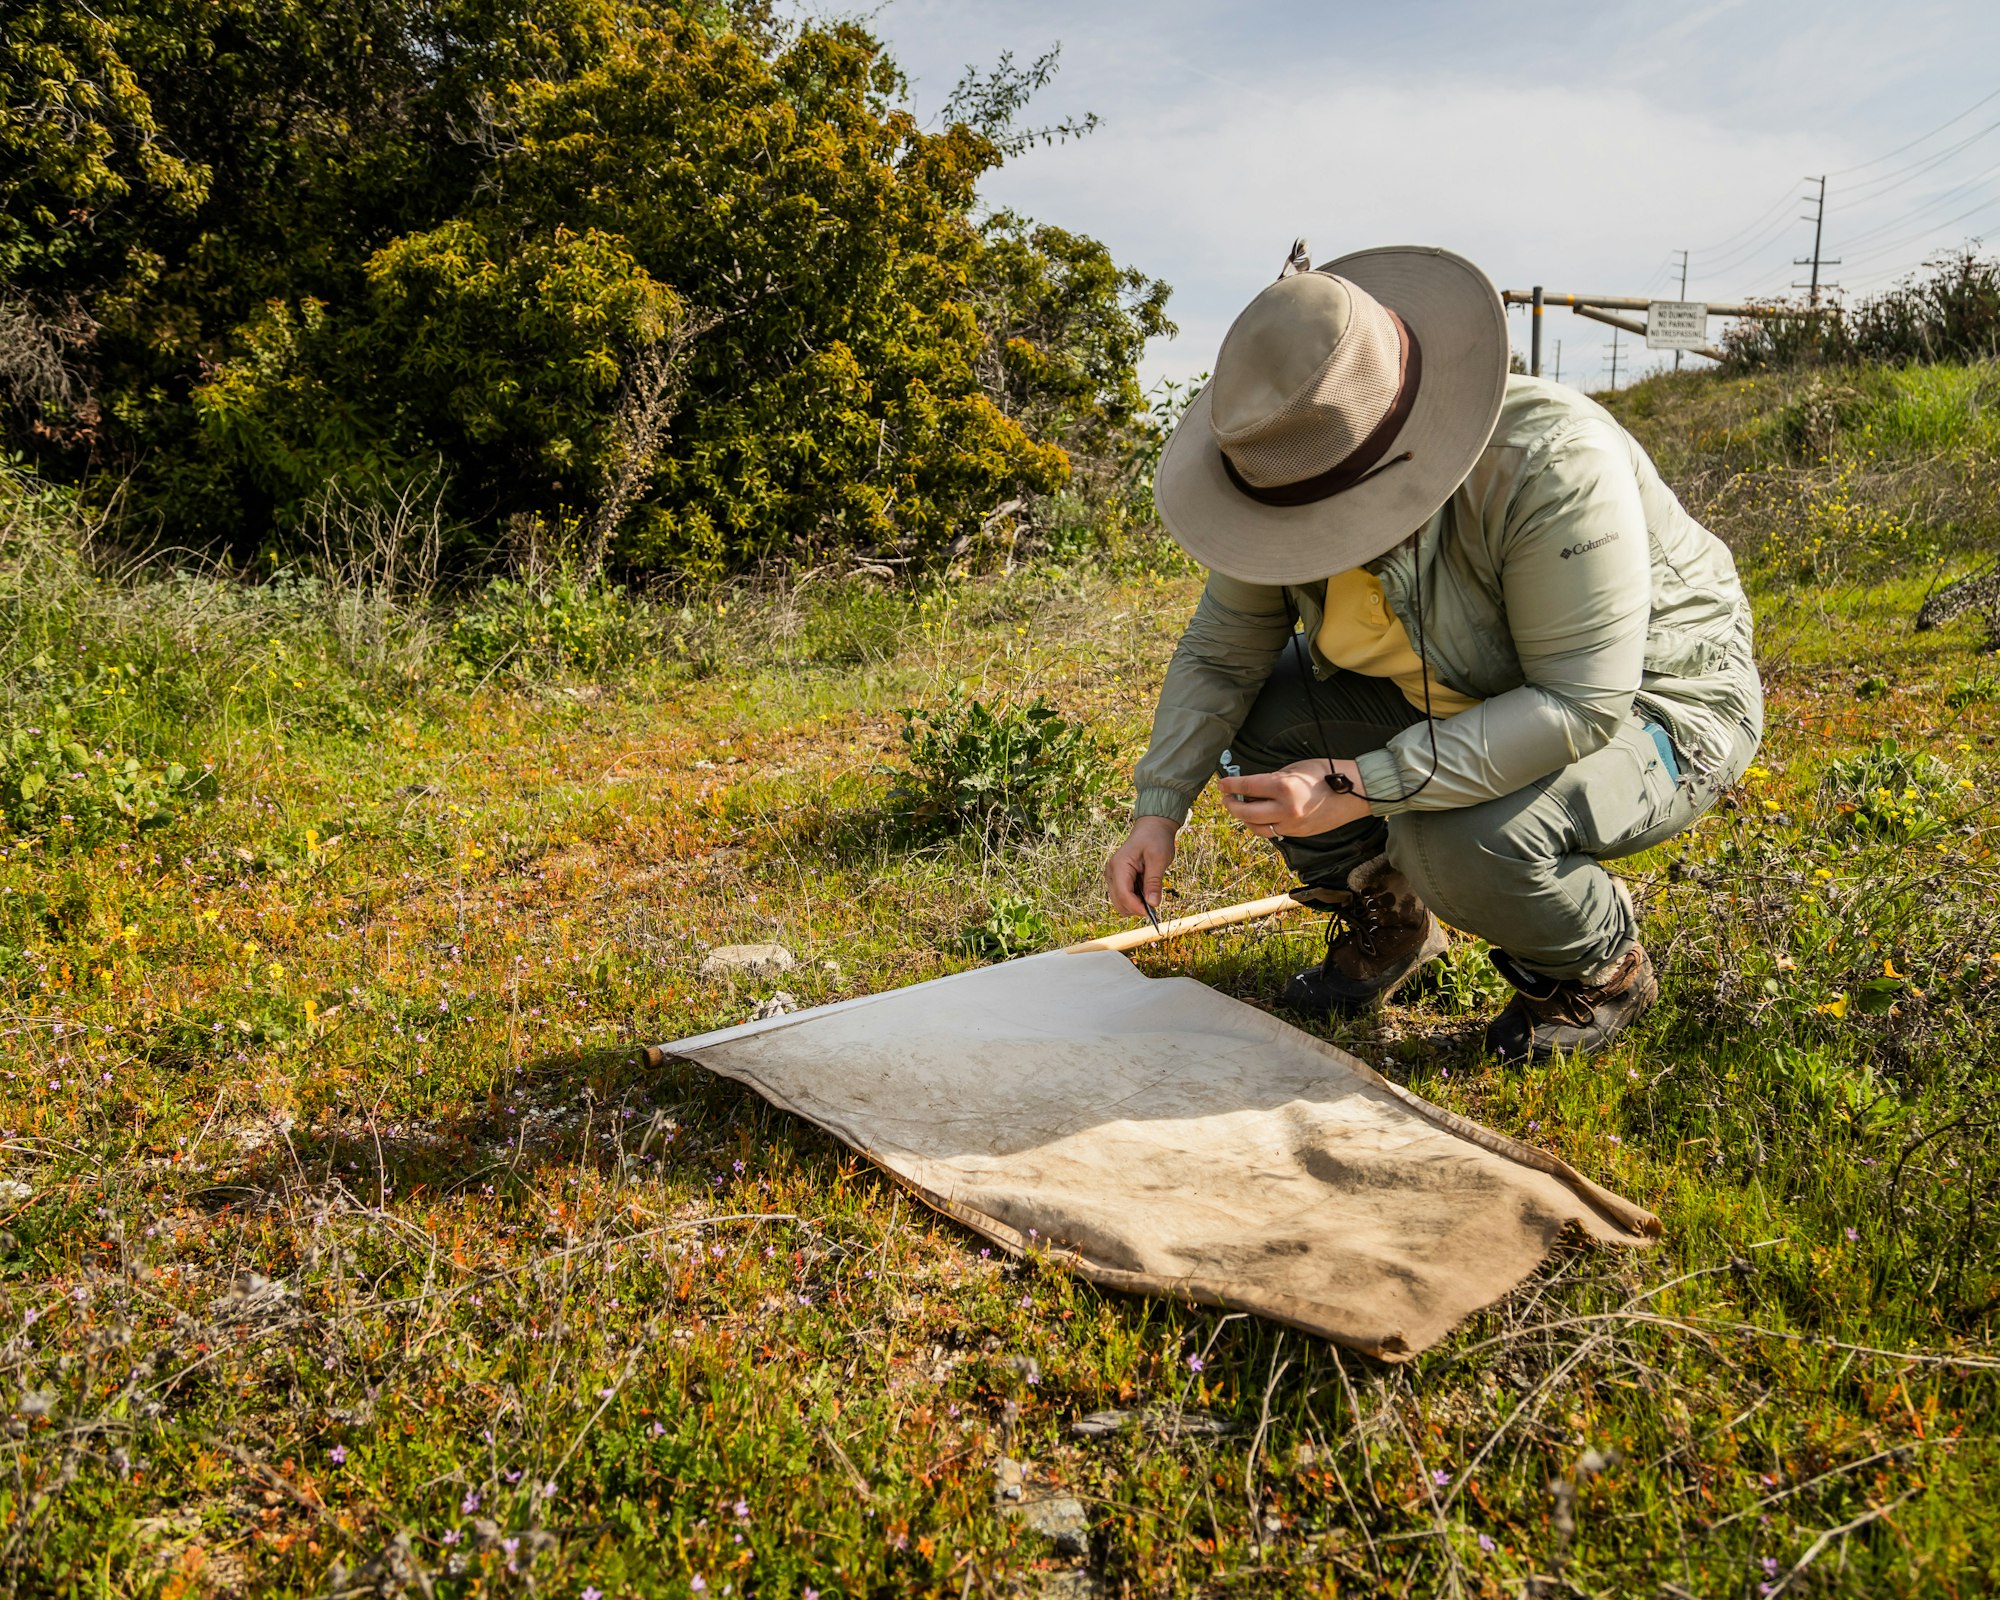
843, 0, 2000, 394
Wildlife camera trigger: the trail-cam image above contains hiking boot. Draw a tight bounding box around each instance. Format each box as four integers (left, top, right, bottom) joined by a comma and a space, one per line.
1485, 944, 1659, 1062
1280, 857, 1448, 1016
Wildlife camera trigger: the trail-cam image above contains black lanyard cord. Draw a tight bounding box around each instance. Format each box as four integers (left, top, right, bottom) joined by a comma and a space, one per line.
1285, 540, 1442, 808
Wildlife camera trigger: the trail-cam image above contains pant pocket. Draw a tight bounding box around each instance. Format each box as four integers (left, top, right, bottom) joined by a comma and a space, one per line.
1561, 722, 1684, 859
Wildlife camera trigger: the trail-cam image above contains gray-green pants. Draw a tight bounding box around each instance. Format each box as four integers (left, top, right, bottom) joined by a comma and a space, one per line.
1229, 650, 1760, 980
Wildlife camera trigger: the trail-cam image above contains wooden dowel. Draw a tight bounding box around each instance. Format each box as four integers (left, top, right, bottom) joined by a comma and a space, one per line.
1063, 892, 1305, 953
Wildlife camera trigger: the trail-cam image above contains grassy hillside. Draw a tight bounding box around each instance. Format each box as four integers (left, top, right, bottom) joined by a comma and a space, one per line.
4, 363, 2000, 1597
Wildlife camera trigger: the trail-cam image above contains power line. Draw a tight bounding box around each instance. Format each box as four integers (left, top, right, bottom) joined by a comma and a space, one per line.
1696, 213, 1805, 281
1739, 188, 2000, 298
1835, 157, 2000, 251
1678, 84, 2000, 298
1690, 181, 1811, 256
1838, 190, 2000, 272
1826, 83, 2000, 177
1697, 190, 1830, 280
1637, 256, 1679, 294
1836, 115, 2000, 204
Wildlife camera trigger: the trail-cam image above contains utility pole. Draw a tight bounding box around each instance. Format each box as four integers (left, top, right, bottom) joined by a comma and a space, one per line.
1605, 329, 1621, 391
1552, 339, 1562, 384
1672, 249, 1689, 372
1794, 176, 1841, 307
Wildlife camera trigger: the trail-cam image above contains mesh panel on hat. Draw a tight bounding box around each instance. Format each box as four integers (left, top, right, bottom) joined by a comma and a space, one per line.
1213, 280, 1403, 488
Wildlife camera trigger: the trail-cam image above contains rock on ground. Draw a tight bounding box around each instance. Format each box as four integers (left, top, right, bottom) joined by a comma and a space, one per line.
995, 1457, 1089, 1556
1013, 1494, 1089, 1556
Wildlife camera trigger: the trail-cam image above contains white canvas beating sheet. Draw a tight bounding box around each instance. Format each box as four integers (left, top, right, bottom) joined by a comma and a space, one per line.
660, 951, 1657, 1359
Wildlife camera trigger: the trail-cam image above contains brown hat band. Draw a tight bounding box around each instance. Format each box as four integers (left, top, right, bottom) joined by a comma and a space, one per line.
1221, 310, 1423, 507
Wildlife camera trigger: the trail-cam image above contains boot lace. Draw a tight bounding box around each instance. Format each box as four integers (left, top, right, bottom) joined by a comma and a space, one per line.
1327, 892, 1383, 963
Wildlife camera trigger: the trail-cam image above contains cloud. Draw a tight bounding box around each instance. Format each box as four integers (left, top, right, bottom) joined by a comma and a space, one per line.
978, 69, 1826, 383
873, 0, 2000, 389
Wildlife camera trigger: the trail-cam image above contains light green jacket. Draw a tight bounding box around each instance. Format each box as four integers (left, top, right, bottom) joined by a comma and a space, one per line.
1133, 377, 1760, 823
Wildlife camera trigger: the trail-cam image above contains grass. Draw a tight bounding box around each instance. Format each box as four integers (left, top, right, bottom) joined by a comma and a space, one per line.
4, 365, 2000, 1598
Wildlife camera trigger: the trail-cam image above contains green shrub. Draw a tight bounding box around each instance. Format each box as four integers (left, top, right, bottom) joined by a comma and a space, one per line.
888, 691, 1108, 842
0, 721, 213, 849
3, 4, 1169, 576
960, 891, 1056, 959
1416, 939, 1510, 1015
450, 571, 658, 676
0, 4, 204, 440
1025, 490, 1123, 563
1722, 251, 2000, 372
972, 212, 1173, 467
191, 223, 689, 561
1823, 738, 1958, 844
1123, 371, 1207, 525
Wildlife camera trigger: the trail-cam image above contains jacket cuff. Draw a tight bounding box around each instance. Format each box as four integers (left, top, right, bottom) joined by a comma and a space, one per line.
1355, 748, 1413, 816
1133, 785, 1195, 826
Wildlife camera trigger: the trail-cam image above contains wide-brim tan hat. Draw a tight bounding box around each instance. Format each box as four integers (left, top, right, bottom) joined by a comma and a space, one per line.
1155, 245, 1508, 585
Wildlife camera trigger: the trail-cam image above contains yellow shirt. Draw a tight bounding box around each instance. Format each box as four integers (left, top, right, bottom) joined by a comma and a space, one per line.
1315, 569, 1483, 715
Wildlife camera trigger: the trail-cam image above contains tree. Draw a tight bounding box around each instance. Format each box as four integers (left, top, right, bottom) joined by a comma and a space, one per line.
0, 3, 205, 438
1, 2, 1168, 577
971, 212, 1174, 475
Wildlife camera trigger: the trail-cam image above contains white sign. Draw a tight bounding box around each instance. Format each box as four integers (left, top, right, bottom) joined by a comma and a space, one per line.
1647, 300, 1708, 350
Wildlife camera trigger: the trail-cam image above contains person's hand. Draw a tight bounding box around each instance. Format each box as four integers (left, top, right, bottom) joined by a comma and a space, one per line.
1103, 816, 1178, 917
1218, 759, 1369, 840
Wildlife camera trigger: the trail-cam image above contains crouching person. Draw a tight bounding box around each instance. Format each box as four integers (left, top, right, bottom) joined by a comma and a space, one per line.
1103, 245, 1762, 1060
